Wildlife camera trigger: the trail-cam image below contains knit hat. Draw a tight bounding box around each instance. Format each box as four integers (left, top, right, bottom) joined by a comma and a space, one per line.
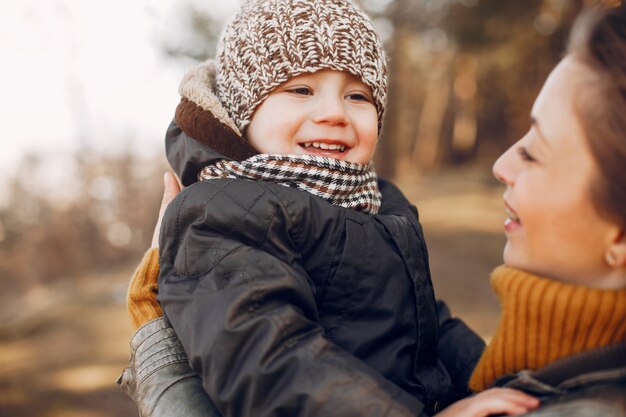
216, 0, 388, 133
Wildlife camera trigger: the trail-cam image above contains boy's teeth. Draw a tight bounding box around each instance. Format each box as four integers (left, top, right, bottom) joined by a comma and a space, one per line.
304, 142, 345, 152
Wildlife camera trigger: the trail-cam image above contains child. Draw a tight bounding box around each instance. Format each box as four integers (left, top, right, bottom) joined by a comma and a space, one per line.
119, 1, 536, 416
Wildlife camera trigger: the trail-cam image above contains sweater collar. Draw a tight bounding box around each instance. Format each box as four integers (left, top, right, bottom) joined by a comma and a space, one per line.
469, 265, 626, 392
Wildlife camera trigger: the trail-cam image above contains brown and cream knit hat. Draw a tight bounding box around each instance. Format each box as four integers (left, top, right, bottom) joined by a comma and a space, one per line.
215, 0, 388, 133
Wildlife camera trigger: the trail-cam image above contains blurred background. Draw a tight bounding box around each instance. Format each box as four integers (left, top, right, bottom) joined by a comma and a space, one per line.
0, 0, 609, 415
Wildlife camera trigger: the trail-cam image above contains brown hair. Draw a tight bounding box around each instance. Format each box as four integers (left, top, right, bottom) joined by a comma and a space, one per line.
567, 5, 626, 227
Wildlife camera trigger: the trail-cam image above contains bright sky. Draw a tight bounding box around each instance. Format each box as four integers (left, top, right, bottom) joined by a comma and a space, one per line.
0, 0, 238, 203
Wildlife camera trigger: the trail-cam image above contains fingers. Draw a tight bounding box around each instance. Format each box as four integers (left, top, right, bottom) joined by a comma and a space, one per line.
151, 172, 182, 248
468, 388, 539, 416
435, 388, 539, 417
162, 171, 182, 204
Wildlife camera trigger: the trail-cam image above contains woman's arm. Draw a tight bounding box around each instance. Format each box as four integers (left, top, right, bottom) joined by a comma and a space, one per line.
118, 316, 222, 417
127, 172, 180, 331
119, 172, 222, 417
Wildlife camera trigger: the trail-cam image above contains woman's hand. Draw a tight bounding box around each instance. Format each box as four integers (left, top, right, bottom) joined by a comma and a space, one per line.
127, 172, 182, 330
151, 172, 182, 248
435, 388, 539, 417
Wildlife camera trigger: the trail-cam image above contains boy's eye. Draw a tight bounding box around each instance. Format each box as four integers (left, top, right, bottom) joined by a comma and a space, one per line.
346, 92, 371, 102
287, 87, 312, 96
517, 146, 536, 162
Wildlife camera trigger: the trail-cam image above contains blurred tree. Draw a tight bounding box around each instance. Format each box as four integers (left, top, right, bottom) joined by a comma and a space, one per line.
365, 0, 588, 173
443, 0, 585, 163
162, 4, 221, 62
0, 151, 165, 319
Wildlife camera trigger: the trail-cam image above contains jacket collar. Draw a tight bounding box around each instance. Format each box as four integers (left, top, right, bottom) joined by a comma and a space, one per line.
166, 59, 258, 186
496, 341, 626, 395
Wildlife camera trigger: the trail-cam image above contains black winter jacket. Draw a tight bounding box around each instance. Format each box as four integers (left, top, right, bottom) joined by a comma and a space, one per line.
157, 122, 484, 417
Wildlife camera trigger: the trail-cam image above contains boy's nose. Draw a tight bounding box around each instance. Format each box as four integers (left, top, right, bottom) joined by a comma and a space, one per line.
311, 95, 349, 126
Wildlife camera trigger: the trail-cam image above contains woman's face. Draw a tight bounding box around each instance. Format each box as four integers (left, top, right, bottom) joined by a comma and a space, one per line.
493, 56, 624, 288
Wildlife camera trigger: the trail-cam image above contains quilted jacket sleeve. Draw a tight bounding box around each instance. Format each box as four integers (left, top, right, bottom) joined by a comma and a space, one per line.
157, 180, 424, 417
377, 178, 485, 402
436, 301, 485, 399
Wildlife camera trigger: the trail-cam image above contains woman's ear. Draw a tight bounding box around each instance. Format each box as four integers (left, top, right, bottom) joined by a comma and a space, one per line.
606, 228, 626, 268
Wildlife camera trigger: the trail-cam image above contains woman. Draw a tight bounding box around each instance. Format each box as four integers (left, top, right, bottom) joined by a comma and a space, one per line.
465, 5, 626, 414
118, 5, 626, 417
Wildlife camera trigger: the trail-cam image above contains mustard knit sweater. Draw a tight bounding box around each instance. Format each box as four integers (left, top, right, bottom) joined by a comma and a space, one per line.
127, 248, 162, 330
469, 265, 626, 392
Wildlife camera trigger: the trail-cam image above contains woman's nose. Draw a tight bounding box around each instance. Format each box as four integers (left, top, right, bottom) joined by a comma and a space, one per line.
493, 145, 516, 185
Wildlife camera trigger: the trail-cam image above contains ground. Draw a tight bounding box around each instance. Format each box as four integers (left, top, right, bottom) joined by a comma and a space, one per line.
0, 164, 507, 417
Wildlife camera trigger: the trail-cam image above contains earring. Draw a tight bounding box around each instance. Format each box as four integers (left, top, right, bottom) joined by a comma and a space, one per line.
606, 252, 617, 267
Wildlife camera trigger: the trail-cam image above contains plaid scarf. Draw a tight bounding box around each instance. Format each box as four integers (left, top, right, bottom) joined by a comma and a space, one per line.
198, 154, 381, 214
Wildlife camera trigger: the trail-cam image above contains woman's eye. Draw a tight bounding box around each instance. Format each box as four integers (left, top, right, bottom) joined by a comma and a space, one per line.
517, 146, 536, 162
288, 87, 312, 96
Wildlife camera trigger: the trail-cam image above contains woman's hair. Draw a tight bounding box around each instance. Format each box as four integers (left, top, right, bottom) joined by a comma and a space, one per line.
567, 5, 626, 227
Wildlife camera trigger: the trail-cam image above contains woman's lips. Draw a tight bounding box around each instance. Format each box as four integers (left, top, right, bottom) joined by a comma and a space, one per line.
504, 217, 520, 232
504, 203, 521, 232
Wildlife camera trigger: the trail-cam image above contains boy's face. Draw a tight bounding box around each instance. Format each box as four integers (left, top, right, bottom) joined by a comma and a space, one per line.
246, 70, 378, 164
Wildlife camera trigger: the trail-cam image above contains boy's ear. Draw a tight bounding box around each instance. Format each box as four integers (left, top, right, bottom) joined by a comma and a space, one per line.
607, 228, 626, 268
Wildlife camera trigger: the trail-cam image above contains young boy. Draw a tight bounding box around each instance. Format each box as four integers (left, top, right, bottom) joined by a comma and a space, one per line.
118, 0, 505, 416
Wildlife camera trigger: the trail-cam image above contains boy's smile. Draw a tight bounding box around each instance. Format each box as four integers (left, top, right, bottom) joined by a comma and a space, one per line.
301, 141, 346, 153
245, 70, 378, 165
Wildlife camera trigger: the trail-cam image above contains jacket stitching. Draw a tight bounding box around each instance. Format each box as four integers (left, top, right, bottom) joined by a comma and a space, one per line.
136, 335, 185, 369
136, 331, 178, 356
262, 183, 300, 247
134, 325, 174, 352
374, 215, 431, 374
137, 350, 188, 380
175, 191, 189, 275
317, 224, 344, 306
325, 218, 366, 341
172, 180, 271, 279
216, 182, 272, 246
137, 355, 190, 384
174, 180, 235, 275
